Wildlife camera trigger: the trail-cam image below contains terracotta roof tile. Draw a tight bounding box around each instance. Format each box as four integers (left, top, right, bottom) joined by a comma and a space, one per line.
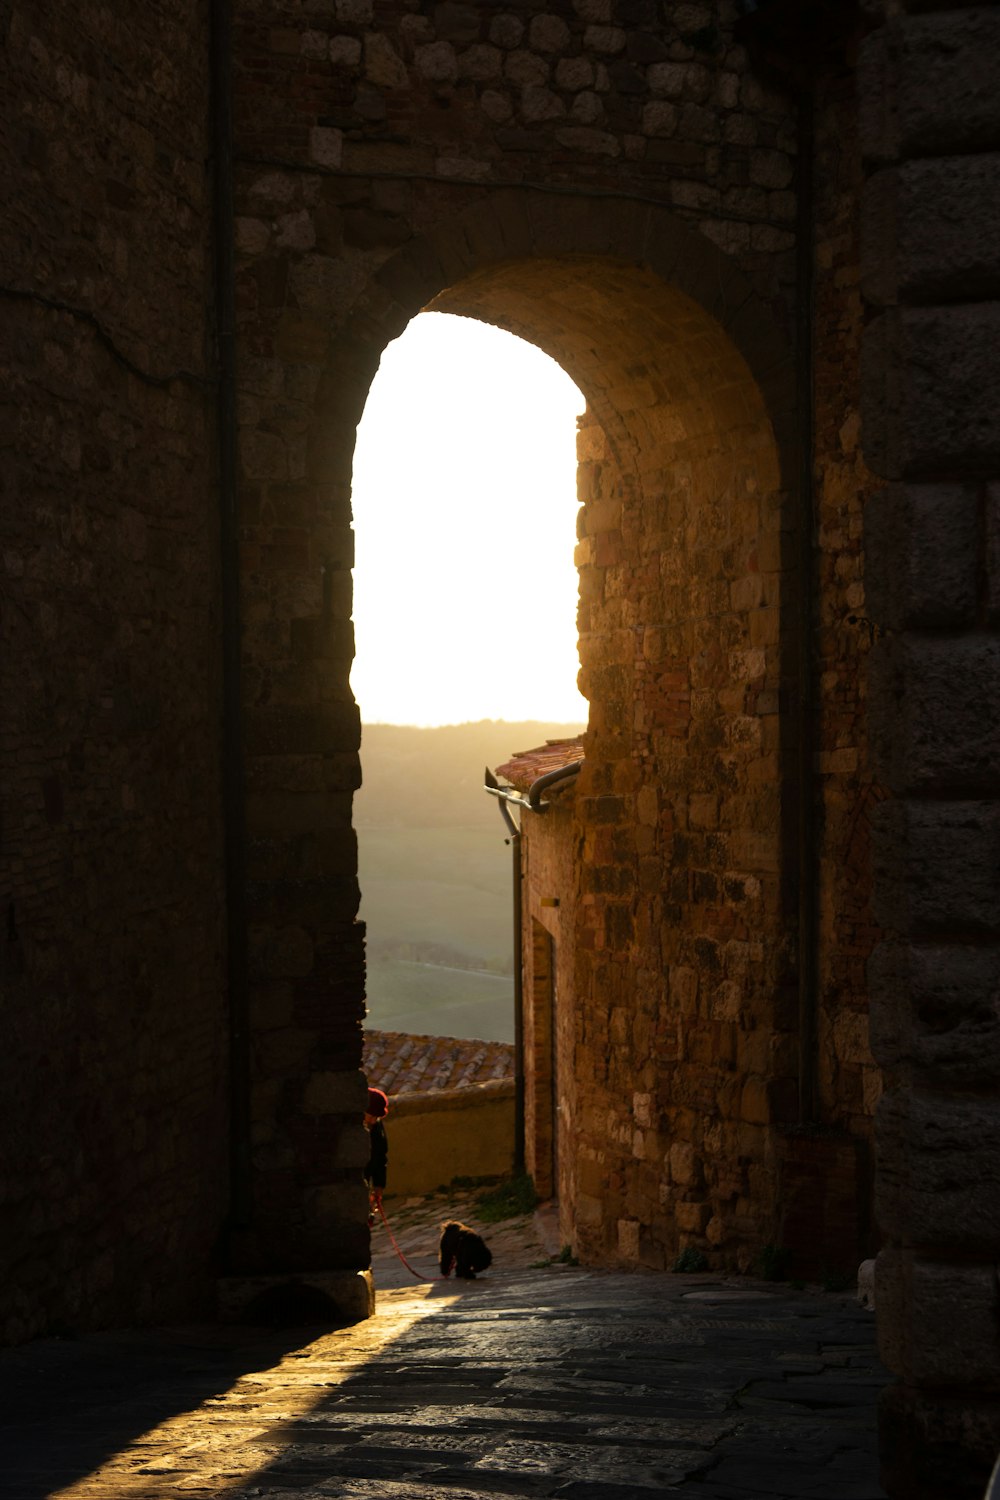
493, 736, 585, 794
363, 1029, 515, 1099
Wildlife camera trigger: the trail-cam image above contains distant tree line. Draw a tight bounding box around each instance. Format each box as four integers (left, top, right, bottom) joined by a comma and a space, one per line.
366, 936, 513, 977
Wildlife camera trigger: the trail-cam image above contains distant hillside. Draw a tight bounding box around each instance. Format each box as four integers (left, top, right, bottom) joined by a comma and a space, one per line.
355, 719, 586, 830
357, 719, 585, 1042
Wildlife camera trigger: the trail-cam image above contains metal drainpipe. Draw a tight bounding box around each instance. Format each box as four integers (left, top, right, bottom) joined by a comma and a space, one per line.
527, 761, 584, 812
485, 762, 582, 1176
210, 0, 252, 1233
491, 789, 525, 1176
795, 81, 819, 1127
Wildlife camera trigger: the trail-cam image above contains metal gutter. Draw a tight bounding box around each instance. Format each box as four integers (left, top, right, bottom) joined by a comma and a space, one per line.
484, 761, 583, 815
527, 761, 584, 811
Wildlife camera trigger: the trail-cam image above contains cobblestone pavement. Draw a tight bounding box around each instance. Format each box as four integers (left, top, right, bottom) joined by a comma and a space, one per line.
0, 1193, 887, 1500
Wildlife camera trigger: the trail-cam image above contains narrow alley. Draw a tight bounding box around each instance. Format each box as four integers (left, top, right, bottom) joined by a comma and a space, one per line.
1, 1193, 886, 1500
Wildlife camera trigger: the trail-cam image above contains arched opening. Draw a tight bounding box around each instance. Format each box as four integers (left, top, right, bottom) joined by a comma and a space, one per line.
237, 194, 800, 1283
346, 251, 793, 1270
349, 312, 586, 1052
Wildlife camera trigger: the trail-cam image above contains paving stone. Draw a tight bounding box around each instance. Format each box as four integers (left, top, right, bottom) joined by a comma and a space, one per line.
0, 1194, 887, 1499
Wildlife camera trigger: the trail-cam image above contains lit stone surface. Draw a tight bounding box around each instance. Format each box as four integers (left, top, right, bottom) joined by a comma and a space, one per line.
0, 1199, 885, 1500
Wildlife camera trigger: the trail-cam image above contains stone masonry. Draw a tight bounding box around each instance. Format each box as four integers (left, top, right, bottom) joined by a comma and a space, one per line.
3, 3, 999, 1496
860, 4, 1000, 1496
2, 2, 228, 1342
227, 0, 811, 1291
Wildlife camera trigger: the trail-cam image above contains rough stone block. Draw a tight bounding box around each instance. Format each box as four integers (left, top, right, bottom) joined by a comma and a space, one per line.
674, 1200, 710, 1233
869, 634, 1000, 792
864, 156, 1000, 306
896, 9, 1000, 157
857, 26, 900, 168
872, 798, 1000, 937
865, 482, 979, 629
217, 1269, 374, 1324
875, 1247, 1000, 1385
860, 10, 1000, 164
876, 1087, 1000, 1251
862, 305, 1000, 480
988, 482, 1000, 624
868, 942, 1000, 1087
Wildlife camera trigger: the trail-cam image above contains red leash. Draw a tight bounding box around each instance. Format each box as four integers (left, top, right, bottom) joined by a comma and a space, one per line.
375, 1199, 446, 1282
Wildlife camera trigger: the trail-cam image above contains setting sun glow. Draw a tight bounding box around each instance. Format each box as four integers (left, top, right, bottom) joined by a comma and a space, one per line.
350, 313, 587, 728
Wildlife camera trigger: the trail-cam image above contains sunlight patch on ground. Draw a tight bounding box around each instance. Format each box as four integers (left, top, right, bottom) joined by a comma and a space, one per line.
49, 1286, 459, 1498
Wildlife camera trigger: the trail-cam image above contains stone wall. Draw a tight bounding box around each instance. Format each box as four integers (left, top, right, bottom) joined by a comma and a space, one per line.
384, 1081, 516, 1197
7, 1, 998, 1488
771, 64, 884, 1283
223, 0, 896, 1285
571, 300, 795, 1272
860, 4, 1000, 1496
1, 2, 227, 1338
227, 0, 813, 1279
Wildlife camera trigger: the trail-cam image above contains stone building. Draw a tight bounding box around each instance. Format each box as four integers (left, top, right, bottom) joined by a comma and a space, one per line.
2, 2, 999, 1496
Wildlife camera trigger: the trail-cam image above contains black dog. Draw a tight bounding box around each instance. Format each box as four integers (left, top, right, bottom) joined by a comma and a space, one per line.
439, 1220, 492, 1279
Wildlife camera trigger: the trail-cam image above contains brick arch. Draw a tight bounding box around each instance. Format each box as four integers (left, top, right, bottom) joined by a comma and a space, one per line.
324, 189, 797, 481
238, 189, 803, 1279
302, 194, 802, 1273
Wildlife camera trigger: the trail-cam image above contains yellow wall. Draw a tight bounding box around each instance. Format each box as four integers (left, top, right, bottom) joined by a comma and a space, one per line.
383, 1081, 515, 1197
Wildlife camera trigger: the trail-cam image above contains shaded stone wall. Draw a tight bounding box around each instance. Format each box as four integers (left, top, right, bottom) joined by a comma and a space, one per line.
771, 66, 884, 1282
860, 4, 1000, 1496
814, 75, 883, 1138
1, 3, 227, 1339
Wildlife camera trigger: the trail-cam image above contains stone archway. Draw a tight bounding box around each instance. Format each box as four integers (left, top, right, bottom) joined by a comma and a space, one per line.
233, 187, 801, 1285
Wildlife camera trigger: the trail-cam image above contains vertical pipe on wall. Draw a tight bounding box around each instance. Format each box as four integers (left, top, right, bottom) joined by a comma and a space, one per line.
795, 82, 819, 1126
489, 782, 526, 1175
210, 0, 252, 1232
512, 825, 525, 1176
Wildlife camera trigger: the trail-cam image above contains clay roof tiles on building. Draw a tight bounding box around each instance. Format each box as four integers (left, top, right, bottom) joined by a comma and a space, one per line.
493, 735, 585, 794
363, 1029, 514, 1100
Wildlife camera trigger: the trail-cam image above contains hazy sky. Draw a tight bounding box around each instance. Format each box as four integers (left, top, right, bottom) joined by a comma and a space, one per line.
350, 312, 588, 728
